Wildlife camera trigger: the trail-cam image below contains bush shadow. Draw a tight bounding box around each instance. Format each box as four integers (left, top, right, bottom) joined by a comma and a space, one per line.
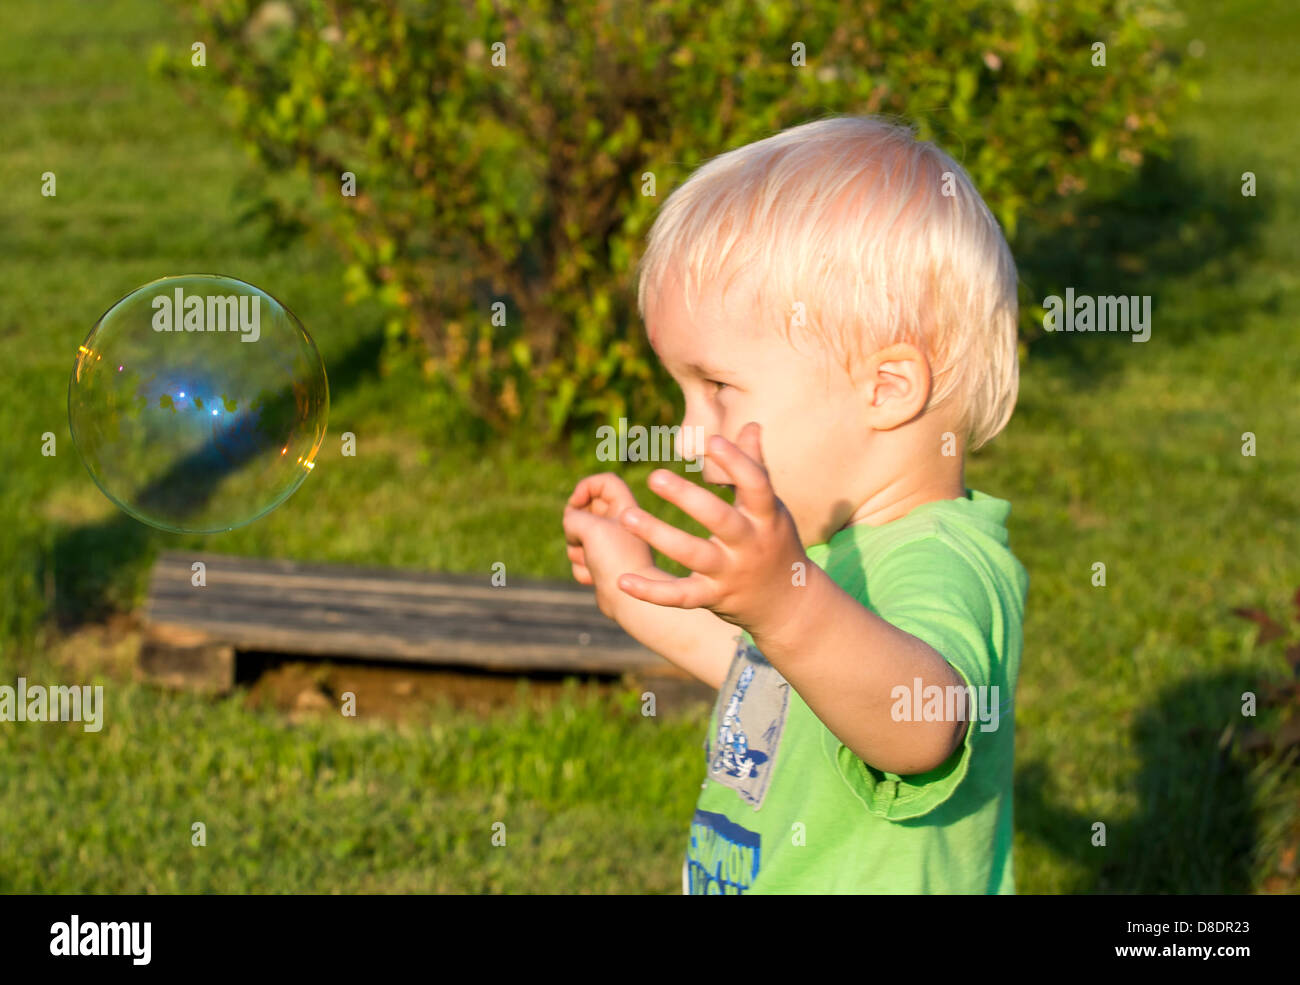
1016, 668, 1271, 893
1015, 135, 1271, 396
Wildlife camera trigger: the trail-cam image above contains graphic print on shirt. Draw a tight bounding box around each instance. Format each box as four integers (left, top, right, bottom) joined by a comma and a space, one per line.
704, 634, 791, 810
685, 809, 761, 894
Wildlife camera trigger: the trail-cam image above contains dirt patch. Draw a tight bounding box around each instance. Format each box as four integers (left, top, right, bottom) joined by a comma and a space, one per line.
237, 652, 713, 724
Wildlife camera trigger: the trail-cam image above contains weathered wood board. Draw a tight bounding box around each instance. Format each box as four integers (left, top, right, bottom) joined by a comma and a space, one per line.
141, 551, 686, 693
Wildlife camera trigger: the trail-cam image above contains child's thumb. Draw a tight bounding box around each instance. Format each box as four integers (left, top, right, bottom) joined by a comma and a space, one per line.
562, 504, 595, 545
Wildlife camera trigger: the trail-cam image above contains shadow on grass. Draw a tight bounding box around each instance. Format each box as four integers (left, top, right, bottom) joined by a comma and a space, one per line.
1015, 135, 1271, 398
47, 328, 386, 627
1016, 668, 1270, 893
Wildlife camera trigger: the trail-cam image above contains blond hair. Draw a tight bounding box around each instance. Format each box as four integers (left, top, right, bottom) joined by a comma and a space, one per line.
635, 115, 1020, 450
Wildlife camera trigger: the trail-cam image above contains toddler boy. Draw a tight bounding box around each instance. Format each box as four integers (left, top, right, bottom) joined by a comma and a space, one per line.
563, 116, 1028, 893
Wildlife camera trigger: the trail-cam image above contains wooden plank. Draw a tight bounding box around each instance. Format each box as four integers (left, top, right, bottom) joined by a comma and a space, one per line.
149, 553, 593, 602
143, 551, 677, 677
146, 575, 622, 630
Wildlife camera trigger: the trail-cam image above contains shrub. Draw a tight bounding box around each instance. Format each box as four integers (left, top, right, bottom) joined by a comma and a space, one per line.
160, 0, 1192, 447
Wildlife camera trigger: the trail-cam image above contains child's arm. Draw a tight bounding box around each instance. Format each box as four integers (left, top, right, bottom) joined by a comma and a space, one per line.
611, 564, 738, 690
747, 562, 969, 776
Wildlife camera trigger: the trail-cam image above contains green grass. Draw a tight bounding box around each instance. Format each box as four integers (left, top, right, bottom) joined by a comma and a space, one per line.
2, 678, 705, 893
1, 0, 1297, 893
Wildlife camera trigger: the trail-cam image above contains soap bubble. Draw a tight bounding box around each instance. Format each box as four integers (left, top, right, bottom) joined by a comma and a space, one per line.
68, 274, 329, 533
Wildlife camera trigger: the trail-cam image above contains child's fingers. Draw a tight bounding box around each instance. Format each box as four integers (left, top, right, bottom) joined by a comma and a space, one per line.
562, 505, 595, 547
736, 421, 766, 469
620, 507, 724, 574
708, 433, 776, 518
562, 534, 593, 584
646, 469, 747, 543
567, 480, 594, 510
617, 570, 711, 610
568, 473, 637, 517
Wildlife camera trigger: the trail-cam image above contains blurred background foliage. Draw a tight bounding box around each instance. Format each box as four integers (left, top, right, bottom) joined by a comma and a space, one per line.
157, 0, 1194, 450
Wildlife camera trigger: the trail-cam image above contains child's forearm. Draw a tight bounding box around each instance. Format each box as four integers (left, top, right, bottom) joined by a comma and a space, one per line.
612, 566, 739, 690
748, 564, 968, 776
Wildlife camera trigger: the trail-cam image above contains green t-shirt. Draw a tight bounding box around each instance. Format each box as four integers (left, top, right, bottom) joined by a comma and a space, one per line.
682, 488, 1028, 894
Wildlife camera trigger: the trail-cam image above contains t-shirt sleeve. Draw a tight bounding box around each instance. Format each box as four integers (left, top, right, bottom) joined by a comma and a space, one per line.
820, 534, 997, 821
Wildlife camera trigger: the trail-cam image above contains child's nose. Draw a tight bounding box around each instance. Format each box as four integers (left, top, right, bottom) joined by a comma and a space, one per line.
676, 417, 713, 465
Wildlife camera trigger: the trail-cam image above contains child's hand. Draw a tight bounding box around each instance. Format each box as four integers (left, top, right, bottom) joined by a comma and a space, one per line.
562, 472, 656, 619
614, 422, 808, 637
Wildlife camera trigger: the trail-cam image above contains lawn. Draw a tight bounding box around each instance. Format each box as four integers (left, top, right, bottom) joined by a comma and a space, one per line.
0, 0, 1296, 893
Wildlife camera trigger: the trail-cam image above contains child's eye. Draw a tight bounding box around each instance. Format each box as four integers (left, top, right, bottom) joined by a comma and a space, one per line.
707, 380, 729, 392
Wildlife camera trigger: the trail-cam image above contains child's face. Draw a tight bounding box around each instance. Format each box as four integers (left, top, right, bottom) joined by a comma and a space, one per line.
644, 268, 873, 548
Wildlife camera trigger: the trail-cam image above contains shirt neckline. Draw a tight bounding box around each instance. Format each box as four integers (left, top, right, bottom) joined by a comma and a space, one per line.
807, 488, 1007, 555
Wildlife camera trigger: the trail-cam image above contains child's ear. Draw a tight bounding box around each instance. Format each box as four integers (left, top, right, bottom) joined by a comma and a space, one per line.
861, 342, 932, 430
